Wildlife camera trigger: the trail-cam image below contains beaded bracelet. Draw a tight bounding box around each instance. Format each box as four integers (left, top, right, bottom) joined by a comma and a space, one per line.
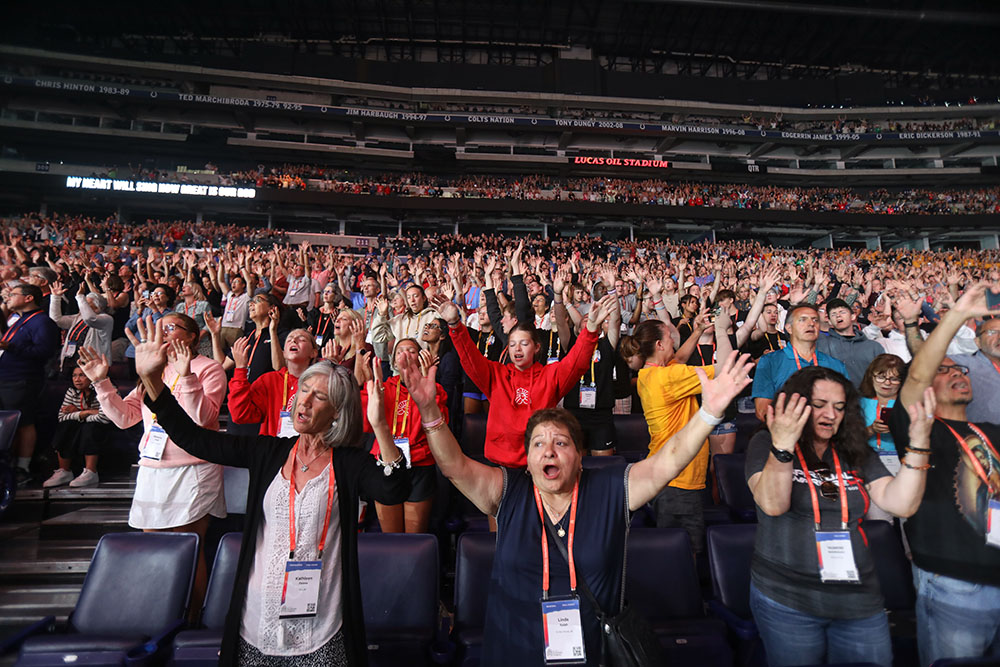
903, 460, 932, 471
423, 422, 449, 435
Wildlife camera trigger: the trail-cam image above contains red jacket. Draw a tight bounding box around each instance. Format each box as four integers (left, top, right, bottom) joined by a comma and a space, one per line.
451, 323, 599, 467
360, 376, 449, 467
228, 366, 298, 436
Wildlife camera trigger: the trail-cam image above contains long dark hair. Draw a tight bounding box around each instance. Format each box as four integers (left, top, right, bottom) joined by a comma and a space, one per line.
777, 366, 873, 469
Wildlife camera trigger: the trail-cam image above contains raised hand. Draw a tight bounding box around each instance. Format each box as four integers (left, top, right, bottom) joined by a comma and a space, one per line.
124, 315, 169, 381
418, 349, 439, 376
51, 281, 67, 297
765, 392, 811, 452
268, 307, 280, 331
168, 339, 192, 378
365, 357, 388, 429
430, 293, 461, 325
232, 336, 251, 368
203, 310, 221, 336
375, 296, 389, 319
952, 282, 1000, 320
77, 346, 110, 383
349, 318, 366, 349
396, 351, 440, 413
695, 351, 755, 420
586, 294, 617, 332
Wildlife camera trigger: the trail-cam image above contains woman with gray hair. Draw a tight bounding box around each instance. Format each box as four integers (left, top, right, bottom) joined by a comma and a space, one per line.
49, 279, 114, 375
128, 316, 409, 666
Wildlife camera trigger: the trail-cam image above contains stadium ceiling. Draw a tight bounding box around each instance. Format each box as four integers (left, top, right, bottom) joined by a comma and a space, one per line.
5, 1, 1000, 86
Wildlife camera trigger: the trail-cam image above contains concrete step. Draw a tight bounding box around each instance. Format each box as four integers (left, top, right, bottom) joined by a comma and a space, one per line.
0, 584, 79, 625
39, 507, 133, 541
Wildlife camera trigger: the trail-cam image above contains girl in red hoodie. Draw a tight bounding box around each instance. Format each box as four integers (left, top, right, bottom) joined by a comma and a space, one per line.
432, 293, 617, 468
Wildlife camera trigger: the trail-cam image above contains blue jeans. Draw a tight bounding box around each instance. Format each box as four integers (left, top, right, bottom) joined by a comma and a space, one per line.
913, 564, 1000, 667
749, 582, 892, 666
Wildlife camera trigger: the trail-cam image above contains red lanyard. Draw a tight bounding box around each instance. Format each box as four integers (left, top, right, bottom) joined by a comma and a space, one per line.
937, 419, 1000, 494
79, 389, 88, 411
287, 439, 336, 560
317, 313, 333, 340
392, 382, 410, 439
1, 310, 42, 343
248, 330, 264, 366
533, 479, 580, 598
67, 319, 88, 343
991, 359, 1000, 377
792, 345, 818, 371
795, 446, 849, 530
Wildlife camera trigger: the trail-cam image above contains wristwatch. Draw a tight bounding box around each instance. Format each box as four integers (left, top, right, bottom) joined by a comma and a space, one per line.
770, 444, 794, 463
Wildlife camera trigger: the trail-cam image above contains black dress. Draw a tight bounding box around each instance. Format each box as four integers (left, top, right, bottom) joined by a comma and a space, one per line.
144, 389, 411, 666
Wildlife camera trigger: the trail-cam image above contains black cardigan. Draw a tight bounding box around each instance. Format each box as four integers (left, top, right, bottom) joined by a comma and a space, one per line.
144, 389, 411, 666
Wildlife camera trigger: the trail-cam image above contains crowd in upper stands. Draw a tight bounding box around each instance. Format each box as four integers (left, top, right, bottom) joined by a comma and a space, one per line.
2, 210, 1000, 665
221, 168, 1000, 215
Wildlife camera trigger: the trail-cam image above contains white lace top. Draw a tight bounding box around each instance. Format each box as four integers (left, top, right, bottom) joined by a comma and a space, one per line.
240, 464, 343, 656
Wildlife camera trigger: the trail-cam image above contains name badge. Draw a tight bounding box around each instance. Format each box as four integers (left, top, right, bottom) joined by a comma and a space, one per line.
65, 342, 77, 357
987, 499, 1000, 548
279, 560, 322, 619
547, 357, 560, 365
540, 596, 586, 664
394, 437, 412, 469
878, 451, 901, 477
579, 386, 597, 409
592, 350, 601, 363
315, 335, 324, 348
816, 531, 860, 583
141, 424, 169, 461
278, 411, 298, 438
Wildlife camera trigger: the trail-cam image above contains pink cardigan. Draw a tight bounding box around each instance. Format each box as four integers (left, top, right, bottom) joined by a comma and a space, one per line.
94, 355, 228, 468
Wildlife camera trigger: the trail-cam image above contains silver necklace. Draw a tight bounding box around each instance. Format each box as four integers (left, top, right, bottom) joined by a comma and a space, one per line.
543, 499, 571, 537
295, 447, 329, 472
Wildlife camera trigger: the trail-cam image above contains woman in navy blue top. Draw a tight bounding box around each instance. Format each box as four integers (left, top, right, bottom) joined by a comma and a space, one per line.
397, 350, 756, 666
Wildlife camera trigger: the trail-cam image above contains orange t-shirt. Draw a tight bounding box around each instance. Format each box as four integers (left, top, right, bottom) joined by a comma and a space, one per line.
637, 361, 715, 490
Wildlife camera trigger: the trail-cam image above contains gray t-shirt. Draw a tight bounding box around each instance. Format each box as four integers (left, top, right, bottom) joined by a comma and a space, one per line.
745, 431, 891, 618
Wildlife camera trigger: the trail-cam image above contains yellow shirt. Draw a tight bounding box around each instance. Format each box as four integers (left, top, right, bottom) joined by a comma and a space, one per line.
637, 361, 715, 490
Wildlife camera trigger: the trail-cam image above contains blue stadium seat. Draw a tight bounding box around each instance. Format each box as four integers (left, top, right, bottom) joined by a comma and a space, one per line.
14, 532, 198, 666
714, 454, 758, 522
613, 414, 650, 461
0, 409, 21, 518
460, 414, 487, 461
358, 533, 440, 667
453, 531, 496, 667
170, 532, 242, 666
626, 528, 732, 666
706, 523, 763, 666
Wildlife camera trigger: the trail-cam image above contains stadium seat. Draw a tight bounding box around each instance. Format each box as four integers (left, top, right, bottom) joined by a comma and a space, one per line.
706, 523, 763, 666
170, 532, 242, 666
626, 527, 732, 665
0, 410, 21, 518
865, 519, 917, 665
714, 454, 758, 522
358, 533, 440, 667
14, 532, 198, 666
460, 414, 487, 461
453, 532, 496, 667
613, 414, 650, 460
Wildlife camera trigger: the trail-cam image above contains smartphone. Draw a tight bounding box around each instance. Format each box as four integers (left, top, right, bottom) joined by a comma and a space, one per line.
879, 406, 893, 422
142, 290, 150, 299
987, 288, 1000, 310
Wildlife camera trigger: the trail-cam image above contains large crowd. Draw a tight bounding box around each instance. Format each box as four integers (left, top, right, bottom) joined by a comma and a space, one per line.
2, 211, 1000, 666
222, 168, 1000, 215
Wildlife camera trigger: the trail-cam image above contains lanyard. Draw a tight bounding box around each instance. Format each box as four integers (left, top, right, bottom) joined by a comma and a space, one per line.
248, 330, 264, 366
533, 479, 580, 599
795, 446, 850, 530
1, 310, 42, 343
582, 341, 599, 385
287, 439, 336, 560
67, 319, 88, 344
938, 419, 1000, 494
766, 332, 780, 351
549, 329, 557, 357
392, 382, 410, 438
700, 339, 716, 365
317, 312, 333, 341
79, 389, 88, 411
150, 372, 184, 423
792, 345, 818, 370
282, 371, 296, 411
991, 359, 1000, 377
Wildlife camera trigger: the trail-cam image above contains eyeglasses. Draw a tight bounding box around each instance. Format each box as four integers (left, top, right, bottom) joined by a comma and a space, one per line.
980, 330, 1000, 339
936, 364, 970, 376
873, 374, 901, 384
163, 322, 192, 334
423, 323, 441, 330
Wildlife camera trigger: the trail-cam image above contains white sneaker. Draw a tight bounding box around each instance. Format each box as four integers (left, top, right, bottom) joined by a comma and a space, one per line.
42, 469, 73, 488
69, 469, 99, 488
